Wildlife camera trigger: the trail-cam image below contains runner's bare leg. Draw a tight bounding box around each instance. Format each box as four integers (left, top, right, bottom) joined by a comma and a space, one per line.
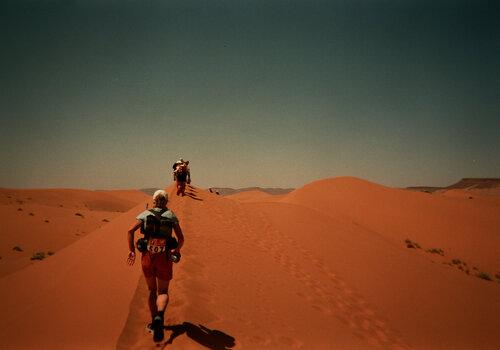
145, 276, 158, 319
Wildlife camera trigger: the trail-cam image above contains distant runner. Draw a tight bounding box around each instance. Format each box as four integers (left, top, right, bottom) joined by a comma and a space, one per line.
126, 190, 185, 342
173, 159, 191, 196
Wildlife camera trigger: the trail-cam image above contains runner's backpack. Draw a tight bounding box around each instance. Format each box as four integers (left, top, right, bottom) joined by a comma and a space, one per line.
141, 209, 178, 248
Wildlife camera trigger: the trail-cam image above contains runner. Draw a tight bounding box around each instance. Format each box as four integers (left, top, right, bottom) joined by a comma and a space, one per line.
173, 161, 191, 196
126, 190, 184, 342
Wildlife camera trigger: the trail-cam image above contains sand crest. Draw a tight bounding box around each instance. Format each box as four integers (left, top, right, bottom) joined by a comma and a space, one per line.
1, 179, 499, 349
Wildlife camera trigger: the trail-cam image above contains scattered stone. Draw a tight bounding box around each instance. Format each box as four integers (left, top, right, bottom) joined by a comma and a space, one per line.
13, 246, 23, 252
17, 208, 23, 211
75, 213, 84, 217
29, 213, 35, 216
44, 219, 50, 223
102, 219, 110, 222
47, 251, 55, 256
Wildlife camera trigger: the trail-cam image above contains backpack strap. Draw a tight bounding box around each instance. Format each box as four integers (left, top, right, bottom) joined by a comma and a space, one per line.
142, 209, 167, 239
148, 208, 167, 219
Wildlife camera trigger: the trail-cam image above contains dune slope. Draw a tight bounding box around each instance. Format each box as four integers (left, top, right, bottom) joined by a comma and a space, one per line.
0, 188, 148, 278
281, 177, 500, 272
1, 179, 498, 350
118, 180, 500, 349
0, 200, 147, 349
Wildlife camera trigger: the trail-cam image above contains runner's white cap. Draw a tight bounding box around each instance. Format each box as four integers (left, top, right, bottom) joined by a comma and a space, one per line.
153, 190, 168, 201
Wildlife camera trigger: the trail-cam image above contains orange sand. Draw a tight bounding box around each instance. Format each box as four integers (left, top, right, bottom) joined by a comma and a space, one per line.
0, 188, 148, 278
1, 178, 499, 349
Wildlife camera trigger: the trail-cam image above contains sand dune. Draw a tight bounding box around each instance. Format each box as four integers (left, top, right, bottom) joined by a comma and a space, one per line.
225, 189, 286, 203
281, 177, 500, 272
1, 178, 499, 349
0, 188, 148, 278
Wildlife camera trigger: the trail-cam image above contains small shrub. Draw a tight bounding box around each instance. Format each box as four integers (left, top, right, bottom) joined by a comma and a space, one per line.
29, 213, 34, 216
44, 219, 50, 223
31, 252, 46, 261
75, 213, 84, 217
47, 251, 55, 256
13, 246, 23, 252
476, 272, 492, 281
494, 273, 500, 280
451, 259, 462, 265
426, 248, 444, 256
17, 208, 23, 211
102, 219, 109, 222
404, 239, 421, 249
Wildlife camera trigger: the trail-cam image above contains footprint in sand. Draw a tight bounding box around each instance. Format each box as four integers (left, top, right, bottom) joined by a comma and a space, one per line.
251, 214, 413, 350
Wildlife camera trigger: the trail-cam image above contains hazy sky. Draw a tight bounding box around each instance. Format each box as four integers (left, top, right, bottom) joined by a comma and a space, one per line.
1, 0, 499, 190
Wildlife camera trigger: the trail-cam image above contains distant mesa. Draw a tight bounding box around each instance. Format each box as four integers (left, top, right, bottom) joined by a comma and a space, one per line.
208, 187, 295, 196
406, 178, 500, 193
445, 178, 500, 190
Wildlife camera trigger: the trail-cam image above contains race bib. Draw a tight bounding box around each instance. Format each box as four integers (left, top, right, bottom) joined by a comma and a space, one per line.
147, 238, 167, 254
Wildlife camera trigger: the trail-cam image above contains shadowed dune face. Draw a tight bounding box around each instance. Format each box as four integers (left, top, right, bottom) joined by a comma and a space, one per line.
1, 179, 499, 350
0, 188, 148, 277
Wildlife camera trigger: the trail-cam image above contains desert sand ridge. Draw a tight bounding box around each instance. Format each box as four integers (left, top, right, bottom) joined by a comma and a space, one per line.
1, 179, 499, 349
118, 180, 499, 349
281, 177, 500, 271
0, 188, 149, 278
0, 198, 149, 349
224, 189, 285, 203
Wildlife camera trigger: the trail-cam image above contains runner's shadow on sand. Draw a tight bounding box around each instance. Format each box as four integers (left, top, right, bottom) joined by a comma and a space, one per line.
161, 322, 235, 349
185, 192, 203, 201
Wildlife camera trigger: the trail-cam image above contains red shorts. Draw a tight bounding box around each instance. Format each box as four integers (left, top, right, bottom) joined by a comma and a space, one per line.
141, 251, 173, 281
